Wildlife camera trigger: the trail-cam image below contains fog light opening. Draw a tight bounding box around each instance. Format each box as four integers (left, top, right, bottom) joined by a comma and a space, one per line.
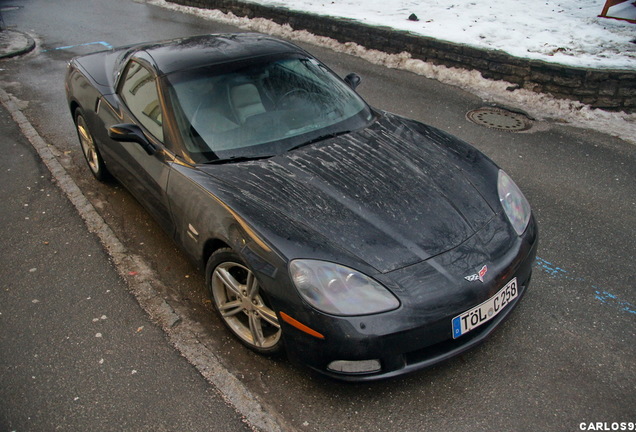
328, 359, 381, 374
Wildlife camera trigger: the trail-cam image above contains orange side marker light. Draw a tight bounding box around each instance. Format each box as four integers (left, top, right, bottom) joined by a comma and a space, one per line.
279, 311, 325, 340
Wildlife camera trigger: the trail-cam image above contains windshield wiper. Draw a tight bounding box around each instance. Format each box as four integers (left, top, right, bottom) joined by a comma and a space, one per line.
205, 130, 353, 163
204, 154, 273, 165
286, 129, 352, 153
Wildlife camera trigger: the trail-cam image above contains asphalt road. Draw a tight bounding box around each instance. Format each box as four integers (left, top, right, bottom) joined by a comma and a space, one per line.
0, 1, 634, 431
0, 102, 252, 431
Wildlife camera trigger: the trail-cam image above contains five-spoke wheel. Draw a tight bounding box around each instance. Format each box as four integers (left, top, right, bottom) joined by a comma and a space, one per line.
207, 249, 282, 354
75, 108, 108, 181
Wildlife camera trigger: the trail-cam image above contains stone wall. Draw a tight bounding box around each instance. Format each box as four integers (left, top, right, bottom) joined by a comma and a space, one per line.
168, 0, 636, 112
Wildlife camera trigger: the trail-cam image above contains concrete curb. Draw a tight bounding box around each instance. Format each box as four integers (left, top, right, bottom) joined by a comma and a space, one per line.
0, 29, 36, 59
0, 85, 293, 432
167, 0, 636, 113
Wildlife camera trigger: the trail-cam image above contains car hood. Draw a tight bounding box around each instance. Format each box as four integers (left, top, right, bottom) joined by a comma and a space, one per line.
199, 113, 499, 273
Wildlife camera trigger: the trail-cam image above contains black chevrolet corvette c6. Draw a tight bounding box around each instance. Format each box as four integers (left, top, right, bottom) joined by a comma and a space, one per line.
65, 33, 538, 381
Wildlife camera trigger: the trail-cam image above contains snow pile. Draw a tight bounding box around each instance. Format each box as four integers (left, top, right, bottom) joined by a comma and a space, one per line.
148, 0, 636, 144
249, 0, 636, 70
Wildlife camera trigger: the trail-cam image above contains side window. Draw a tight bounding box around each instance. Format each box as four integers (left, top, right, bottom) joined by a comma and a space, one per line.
119, 61, 164, 141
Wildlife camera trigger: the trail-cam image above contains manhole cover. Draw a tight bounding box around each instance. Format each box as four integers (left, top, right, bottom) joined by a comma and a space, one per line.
466, 107, 532, 132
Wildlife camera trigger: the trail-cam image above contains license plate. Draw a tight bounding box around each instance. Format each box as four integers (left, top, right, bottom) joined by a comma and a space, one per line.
452, 278, 518, 339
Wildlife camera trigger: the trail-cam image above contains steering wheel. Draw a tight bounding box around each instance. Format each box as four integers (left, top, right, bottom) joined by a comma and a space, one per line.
275, 88, 310, 109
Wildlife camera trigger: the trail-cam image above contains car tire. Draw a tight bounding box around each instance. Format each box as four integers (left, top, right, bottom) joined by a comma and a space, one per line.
74, 108, 109, 181
206, 248, 283, 355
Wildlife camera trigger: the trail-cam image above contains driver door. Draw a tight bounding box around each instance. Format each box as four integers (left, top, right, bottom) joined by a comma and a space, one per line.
101, 59, 175, 235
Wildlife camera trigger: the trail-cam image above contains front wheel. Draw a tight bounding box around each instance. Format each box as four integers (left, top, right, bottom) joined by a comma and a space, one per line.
75, 109, 109, 181
206, 248, 283, 355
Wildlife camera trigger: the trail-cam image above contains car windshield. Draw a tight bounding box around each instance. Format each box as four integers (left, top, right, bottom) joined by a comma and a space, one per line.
165, 54, 374, 163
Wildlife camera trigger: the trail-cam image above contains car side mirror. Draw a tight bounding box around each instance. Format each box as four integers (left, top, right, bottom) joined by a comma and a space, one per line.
344, 73, 362, 90
108, 123, 157, 155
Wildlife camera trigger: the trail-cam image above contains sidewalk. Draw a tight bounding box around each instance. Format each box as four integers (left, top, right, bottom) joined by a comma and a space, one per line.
0, 29, 35, 59
0, 103, 250, 431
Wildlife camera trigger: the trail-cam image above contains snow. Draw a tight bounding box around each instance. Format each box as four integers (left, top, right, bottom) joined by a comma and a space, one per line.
244, 0, 636, 70
148, 0, 636, 144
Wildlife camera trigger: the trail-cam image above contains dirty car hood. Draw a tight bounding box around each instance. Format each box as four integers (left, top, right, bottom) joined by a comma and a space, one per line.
199, 113, 498, 273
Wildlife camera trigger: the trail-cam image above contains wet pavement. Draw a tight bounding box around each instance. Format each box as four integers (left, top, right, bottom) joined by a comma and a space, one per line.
0, 1, 634, 431
0, 101, 252, 431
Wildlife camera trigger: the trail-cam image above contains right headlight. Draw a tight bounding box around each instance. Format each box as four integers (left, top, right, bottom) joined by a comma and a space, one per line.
498, 169, 531, 235
289, 260, 400, 316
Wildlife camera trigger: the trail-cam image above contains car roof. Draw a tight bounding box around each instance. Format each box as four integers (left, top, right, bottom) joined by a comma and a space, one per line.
133, 33, 307, 75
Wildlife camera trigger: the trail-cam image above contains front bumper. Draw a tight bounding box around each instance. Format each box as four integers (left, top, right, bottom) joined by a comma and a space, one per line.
280, 212, 538, 381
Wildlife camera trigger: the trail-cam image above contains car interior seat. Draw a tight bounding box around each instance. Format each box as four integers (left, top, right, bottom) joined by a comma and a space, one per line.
229, 82, 267, 124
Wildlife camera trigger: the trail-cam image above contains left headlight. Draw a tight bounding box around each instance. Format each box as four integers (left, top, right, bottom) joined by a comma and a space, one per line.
498, 169, 531, 235
289, 260, 400, 316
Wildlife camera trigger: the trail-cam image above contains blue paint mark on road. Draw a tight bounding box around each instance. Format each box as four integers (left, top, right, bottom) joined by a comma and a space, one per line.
535, 256, 635, 316
42, 41, 113, 52
535, 257, 584, 281
594, 288, 636, 315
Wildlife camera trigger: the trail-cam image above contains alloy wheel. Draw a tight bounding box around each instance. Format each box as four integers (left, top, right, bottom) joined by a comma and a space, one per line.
211, 261, 281, 350
76, 114, 100, 175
